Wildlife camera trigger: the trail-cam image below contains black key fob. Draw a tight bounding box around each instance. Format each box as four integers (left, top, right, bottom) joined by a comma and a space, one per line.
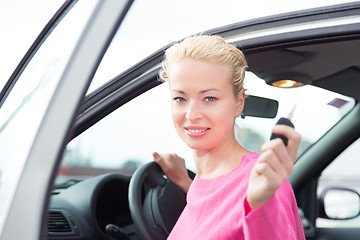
270, 117, 294, 146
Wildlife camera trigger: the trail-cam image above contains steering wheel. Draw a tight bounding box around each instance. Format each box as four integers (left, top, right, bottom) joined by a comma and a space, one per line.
128, 162, 195, 240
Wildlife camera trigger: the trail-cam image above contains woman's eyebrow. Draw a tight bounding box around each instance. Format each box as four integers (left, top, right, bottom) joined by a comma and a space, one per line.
171, 89, 220, 94
200, 89, 220, 94
171, 90, 185, 94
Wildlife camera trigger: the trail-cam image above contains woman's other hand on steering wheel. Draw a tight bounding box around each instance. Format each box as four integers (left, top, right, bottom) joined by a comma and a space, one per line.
153, 152, 192, 193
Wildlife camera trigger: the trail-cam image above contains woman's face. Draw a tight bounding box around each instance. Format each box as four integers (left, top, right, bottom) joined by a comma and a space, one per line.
169, 58, 244, 151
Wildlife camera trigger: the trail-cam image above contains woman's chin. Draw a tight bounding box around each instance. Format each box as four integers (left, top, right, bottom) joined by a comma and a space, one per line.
185, 141, 212, 151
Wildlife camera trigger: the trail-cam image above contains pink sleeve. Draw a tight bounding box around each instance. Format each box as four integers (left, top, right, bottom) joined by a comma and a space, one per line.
243, 180, 305, 240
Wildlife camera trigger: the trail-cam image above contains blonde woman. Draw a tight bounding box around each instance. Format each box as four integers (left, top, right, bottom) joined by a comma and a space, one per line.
154, 35, 305, 239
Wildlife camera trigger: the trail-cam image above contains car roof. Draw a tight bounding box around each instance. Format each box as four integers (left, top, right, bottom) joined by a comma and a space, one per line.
246, 38, 360, 100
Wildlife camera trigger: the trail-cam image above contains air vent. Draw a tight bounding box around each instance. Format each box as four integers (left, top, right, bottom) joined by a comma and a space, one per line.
47, 209, 80, 239
48, 211, 72, 233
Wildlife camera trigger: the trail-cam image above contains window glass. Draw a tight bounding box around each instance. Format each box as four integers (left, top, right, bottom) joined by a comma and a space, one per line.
0, 0, 97, 228
317, 138, 360, 228
60, 83, 192, 184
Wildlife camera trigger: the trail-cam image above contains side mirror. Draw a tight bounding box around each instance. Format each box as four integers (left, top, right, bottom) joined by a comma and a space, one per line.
319, 187, 360, 220
241, 95, 278, 119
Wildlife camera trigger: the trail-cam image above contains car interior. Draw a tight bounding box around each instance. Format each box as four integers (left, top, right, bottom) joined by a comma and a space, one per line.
46, 4, 360, 240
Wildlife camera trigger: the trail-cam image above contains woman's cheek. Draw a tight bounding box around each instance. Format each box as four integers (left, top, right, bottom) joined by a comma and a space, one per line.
171, 107, 184, 128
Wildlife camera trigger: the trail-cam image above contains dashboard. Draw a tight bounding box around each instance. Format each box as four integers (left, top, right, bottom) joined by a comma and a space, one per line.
48, 173, 137, 240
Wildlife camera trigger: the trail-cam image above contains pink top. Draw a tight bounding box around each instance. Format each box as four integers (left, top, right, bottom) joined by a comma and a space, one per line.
168, 152, 305, 239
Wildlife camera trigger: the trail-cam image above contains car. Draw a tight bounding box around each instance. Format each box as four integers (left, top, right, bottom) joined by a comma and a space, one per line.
1, 0, 360, 239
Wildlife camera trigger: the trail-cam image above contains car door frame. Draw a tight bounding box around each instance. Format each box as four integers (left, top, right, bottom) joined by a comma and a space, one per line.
0, 0, 133, 239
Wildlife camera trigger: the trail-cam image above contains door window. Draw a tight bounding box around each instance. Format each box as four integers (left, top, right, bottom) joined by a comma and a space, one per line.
317, 138, 360, 228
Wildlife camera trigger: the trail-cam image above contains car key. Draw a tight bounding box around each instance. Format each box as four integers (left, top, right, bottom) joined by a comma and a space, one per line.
270, 105, 295, 146
270, 117, 294, 146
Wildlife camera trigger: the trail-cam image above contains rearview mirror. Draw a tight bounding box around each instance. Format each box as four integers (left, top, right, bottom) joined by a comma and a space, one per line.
241, 95, 278, 119
319, 187, 360, 220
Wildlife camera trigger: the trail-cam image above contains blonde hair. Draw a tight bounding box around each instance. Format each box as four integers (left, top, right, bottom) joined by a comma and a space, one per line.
159, 35, 248, 96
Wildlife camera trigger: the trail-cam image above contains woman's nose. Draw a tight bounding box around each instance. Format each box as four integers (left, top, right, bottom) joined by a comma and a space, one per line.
185, 101, 202, 121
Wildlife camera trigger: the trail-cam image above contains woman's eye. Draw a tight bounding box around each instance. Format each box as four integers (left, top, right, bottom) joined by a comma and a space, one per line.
205, 96, 217, 102
174, 97, 186, 102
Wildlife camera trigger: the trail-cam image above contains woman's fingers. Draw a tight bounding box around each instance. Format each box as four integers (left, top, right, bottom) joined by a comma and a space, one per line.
261, 139, 294, 175
247, 126, 301, 209
153, 152, 192, 192
247, 158, 283, 208
257, 148, 292, 180
270, 124, 301, 161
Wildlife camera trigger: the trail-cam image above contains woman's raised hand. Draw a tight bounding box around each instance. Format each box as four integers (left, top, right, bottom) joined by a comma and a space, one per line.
246, 125, 301, 210
153, 152, 193, 193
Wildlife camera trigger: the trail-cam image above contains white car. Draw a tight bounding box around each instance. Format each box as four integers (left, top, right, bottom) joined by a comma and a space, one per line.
1, 0, 360, 239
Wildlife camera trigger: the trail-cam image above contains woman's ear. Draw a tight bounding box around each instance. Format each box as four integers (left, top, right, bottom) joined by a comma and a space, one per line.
235, 90, 245, 117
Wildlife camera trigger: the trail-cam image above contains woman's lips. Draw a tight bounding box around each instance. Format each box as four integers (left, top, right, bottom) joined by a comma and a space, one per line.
185, 127, 210, 138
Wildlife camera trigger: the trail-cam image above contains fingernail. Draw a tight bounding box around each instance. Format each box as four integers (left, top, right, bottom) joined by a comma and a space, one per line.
153, 152, 160, 159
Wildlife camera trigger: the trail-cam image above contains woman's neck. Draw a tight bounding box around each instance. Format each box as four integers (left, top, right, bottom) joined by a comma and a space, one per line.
193, 138, 250, 179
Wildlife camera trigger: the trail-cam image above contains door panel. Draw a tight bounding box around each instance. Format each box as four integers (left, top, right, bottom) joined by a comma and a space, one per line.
316, 228, 360, 240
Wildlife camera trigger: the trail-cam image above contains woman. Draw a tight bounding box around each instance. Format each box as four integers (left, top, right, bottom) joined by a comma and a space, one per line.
154, 35, 305, 239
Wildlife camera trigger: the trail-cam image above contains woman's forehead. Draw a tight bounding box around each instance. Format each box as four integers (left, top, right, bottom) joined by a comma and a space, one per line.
169, 59, 233, 87
170, 58, 230, 78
